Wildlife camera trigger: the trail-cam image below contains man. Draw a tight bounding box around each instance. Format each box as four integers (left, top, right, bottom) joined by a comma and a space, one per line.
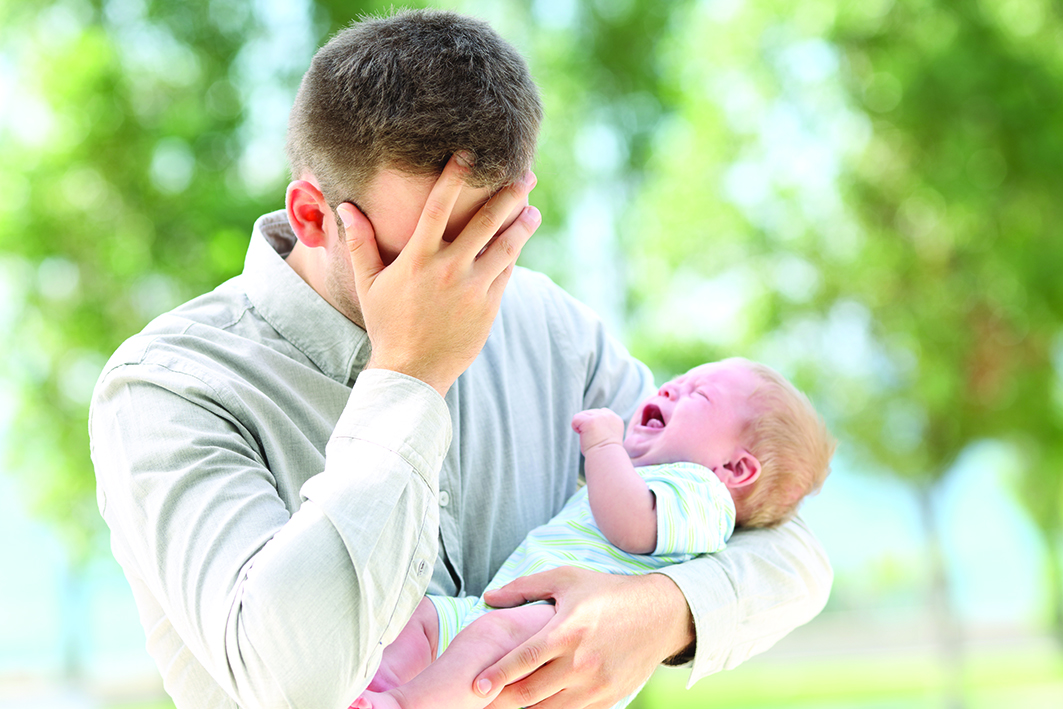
90, 10, 831, 709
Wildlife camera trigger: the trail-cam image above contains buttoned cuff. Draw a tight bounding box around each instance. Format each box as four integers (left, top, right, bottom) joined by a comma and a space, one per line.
329, 368, 453, 485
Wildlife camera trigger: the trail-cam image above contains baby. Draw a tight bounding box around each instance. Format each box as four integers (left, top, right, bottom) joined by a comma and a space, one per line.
351, 357, 835, 709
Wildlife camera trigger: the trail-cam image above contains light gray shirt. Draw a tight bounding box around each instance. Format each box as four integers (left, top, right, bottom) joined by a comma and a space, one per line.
90, 210, 832, 709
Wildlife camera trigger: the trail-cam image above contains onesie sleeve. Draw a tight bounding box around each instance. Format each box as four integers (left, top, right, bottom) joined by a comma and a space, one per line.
643, 463, 735, 557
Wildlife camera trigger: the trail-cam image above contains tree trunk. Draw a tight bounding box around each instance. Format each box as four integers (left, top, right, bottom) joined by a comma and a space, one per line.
916, 483, 965, 709
59, 555, 87, 686
1046, 531, 1063, 647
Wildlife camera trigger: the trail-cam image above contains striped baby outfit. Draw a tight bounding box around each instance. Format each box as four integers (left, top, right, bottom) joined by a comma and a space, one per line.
428, 461, 735, 656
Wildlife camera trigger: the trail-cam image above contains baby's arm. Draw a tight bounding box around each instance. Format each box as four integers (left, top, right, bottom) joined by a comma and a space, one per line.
572, 409, 657, 554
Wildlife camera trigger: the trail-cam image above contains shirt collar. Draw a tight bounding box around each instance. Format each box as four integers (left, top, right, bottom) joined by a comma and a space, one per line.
242, 210, 371, 384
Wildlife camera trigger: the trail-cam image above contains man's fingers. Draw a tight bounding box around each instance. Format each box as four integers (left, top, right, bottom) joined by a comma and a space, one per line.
456, 172, 537, 261
481, 205, 541, 293
407, 152, 473, 256
484, 578, 551, 610
477, 634, 559, 709
341, 203, 383, 302
484, 567, 576, 610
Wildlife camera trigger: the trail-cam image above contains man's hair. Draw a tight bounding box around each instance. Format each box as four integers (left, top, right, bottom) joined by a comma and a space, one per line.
733, 359, 835, 528
286, 9, 543, 207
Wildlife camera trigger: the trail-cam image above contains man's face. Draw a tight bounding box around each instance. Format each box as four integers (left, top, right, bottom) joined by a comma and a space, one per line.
322, 168, 528, 323
623, 359, 761, 472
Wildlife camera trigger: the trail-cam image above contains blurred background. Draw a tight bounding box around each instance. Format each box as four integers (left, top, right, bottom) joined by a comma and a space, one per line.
1, 0, 1062, 707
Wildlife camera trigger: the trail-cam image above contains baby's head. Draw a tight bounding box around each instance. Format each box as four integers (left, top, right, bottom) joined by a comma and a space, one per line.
734, 359, 835, 527
624, 357, 834, 528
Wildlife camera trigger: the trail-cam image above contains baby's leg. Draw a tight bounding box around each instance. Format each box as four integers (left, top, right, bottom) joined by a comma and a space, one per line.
357, 602, 555, 709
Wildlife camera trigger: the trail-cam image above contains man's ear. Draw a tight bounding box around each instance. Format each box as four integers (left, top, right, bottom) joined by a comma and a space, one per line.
716, 451, 761, 489
286, 179, 355, 249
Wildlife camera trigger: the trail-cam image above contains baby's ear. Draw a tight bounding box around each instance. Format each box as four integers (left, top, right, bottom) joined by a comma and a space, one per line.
717, 451, 761, 488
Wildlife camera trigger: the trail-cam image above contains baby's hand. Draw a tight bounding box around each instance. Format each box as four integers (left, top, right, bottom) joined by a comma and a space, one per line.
571, 408, 626, 454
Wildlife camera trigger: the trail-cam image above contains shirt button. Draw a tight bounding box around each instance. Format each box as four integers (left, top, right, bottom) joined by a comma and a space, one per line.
439, 490, 450, 507
417, 560, 428, 576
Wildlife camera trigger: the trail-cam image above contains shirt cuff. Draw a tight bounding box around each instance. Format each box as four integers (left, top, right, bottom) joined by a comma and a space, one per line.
329, 368, 453, 486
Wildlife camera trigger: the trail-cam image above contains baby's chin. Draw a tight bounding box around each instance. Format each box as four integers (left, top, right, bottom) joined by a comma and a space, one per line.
625, 443, 699, 470
625, 448, 665, 469
623, 433, 669, 466
622, 438, 645, 460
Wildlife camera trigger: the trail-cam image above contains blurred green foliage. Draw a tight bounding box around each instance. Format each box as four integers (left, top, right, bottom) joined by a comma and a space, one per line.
1, 0, 1061, 665
833, 0, 1063, 639
622, 0, 1063, 644
2, 0, 278, 561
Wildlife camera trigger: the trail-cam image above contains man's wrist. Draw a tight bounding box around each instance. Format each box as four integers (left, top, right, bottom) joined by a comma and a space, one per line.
364, 358, 454, 400
646, 572, 696, 663
334, 368, 454, 481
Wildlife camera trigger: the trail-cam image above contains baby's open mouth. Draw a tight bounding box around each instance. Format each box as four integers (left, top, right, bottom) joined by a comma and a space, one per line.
641, 404, 665, 429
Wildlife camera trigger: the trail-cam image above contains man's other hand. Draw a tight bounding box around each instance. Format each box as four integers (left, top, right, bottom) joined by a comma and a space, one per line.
476, 567, 695, 709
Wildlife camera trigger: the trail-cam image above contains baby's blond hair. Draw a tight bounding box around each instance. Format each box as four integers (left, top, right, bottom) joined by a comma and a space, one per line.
730, 358, 835, 528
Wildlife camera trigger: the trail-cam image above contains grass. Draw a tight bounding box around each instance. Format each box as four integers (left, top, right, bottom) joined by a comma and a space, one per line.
101, 644, 1063, 709
635, 644, 1063, 709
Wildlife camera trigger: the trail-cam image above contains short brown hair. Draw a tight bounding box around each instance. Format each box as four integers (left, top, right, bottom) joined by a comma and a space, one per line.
733, 359, 835, 528
286, 9, 542, 206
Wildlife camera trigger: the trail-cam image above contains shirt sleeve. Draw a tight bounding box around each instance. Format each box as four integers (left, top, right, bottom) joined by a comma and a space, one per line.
653, 515, 833, 685
90, 363, 450, 709
644, 463, 735, 557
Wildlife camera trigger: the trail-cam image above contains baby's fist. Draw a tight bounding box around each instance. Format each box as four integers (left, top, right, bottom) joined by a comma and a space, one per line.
571, 408, 626, 454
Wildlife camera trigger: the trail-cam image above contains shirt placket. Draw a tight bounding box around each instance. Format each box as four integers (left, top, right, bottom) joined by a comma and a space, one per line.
436, 453, 465, 595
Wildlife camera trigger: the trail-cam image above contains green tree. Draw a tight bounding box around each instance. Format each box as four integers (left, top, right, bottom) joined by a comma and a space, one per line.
831, 0, 1063, 648
0, 0, 431, 560
2, 0, 268, 562
624, 0, 1063, 705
